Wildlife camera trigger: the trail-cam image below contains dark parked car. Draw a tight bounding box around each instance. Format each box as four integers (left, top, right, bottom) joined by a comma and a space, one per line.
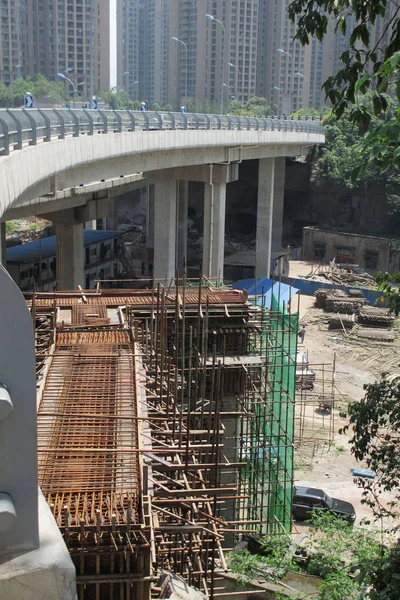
292, 486, 356, 523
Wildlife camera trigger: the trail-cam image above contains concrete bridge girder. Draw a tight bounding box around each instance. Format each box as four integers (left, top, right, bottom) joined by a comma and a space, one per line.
0, 129, 323, 286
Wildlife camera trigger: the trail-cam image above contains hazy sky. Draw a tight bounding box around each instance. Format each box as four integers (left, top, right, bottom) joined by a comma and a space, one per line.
110, 0, 117, 87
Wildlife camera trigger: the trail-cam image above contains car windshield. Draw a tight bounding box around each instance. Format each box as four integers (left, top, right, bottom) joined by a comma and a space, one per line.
324, 493, 333, 508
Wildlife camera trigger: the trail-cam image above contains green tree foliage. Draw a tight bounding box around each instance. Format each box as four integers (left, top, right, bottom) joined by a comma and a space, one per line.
342, 377, 400, 521
308, 92, 400, 188
99, 88, 130, 110
0, 75, 67, 108
291, 106, 330, 119
228, 96, 277, 118
229, 512, 391, 599
288, 0, 400, 177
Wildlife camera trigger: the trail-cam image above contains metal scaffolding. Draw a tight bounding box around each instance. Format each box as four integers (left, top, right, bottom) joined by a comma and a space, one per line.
32, 279, 298, 599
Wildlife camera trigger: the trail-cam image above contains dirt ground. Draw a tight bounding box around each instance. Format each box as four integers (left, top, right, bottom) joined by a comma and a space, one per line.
290, 260, 400, 529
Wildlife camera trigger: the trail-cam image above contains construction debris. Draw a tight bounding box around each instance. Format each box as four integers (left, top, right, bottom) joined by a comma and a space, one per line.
303, 262, 375, 288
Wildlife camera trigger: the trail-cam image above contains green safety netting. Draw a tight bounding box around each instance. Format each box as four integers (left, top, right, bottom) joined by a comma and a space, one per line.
243, 294, 298, 534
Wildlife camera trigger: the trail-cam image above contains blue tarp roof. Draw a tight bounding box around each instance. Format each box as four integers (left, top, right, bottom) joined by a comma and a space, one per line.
7, 230, 122, 265
232, 277, 299, 310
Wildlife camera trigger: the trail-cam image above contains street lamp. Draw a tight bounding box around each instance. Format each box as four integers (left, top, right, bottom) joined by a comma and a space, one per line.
57, 72, 77, 109
171, 37, 188, 111
205, 14, 226, 115
10, 64, 22, 108
126, 81, 139, 100
227, 62, 240, 99
276, 48, 294, 114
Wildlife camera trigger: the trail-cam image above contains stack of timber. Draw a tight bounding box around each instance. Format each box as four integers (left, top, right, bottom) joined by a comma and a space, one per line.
324, 296, 367, 314
357, 306, 394, 328
315, 289, 346, 309
328, 315, 355, 330
355, 328, 396, 342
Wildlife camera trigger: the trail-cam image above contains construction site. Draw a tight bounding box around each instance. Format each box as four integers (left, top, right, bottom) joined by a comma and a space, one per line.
28, 277, 300, 599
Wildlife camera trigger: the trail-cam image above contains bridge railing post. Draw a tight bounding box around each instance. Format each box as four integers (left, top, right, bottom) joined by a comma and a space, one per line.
6, 110, 22, 150
98, 110, 108, 133
83, 109, 94, 135
167, 112, 176, 129
0, 115, 9, 155
53, 109, 65, 139
127, 111, 136, 132
113, 110, 122, 133
22, 109, 37, 145
37, 109, 51, 142
68, 110, 80, 137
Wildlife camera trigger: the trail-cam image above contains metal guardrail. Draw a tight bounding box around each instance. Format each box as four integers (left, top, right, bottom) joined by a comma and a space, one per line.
0, 108, 324, 156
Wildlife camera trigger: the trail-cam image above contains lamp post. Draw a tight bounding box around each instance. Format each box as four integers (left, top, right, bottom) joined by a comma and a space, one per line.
89, 0, 94, 109
171, 37, 188, 111
123, 70, 129, 94
57, 72, 77, 108
222, 83, 234, 106
10, 64, 22, 108
294, 72, 305, 111
276, 48, 293, 114
205, 14, 225, 115
227, 62, 239, 100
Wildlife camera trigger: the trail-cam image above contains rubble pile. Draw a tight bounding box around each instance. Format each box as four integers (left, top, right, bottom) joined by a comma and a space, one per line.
304, 264, 376, 288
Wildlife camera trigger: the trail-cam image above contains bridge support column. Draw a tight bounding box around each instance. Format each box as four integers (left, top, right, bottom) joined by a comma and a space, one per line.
154, 176, 177, 280
203, 182, 226, 280
55, 222, 84, 290
256, 158, 275, 279
146, 185, 155, 249
177, 181, 188, 272
272, 158, 286, 253
0, 222, 6, 266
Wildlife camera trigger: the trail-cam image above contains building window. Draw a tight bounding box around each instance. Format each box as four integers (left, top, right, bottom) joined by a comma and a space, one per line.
364, 250, 379, 270
335, 246, 355, 265
313, 242, 326, 261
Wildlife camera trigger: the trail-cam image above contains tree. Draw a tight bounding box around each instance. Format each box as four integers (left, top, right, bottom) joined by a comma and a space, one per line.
309, 93, 400, 188
99, 88, 130, 110
228, 96, 277, 118
342, 377, 400, 521
288, 0, 400, 177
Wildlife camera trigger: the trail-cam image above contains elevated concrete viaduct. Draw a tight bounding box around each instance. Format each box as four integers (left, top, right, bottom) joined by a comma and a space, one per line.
0, 109, 323, 597
0, 109, 324, 284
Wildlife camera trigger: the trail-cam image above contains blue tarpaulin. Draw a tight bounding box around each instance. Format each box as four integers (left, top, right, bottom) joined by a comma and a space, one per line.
232, 277, 299, 311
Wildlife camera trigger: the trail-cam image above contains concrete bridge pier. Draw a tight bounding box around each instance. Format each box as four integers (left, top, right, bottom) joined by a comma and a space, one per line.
271, 157, 286, 253
255, 158, 275, 279
177, 181, 188, 272
146, 185, 155, 250
154, 174, 178, 281
203, 182, 227, 280
55, 221, 85, 291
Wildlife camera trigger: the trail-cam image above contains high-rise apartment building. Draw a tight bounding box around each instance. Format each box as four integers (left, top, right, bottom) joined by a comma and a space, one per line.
117, 0, 259, 110
26, 0, 110, 96
117, 0, 396, 113
0, 1, 27, 85
257, 0, 312, 114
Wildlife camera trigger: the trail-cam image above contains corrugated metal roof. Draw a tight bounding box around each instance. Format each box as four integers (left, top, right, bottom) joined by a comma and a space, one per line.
7, 230, 122, 265
232, 277, 299, 309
